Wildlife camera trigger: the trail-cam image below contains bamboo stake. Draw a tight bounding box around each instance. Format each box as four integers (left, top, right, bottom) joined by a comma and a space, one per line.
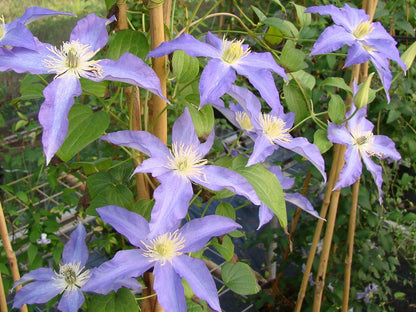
341, 178, 360, 312
0, 200, 27, 312
0, 273, 8, 312
148, 0, 168, 145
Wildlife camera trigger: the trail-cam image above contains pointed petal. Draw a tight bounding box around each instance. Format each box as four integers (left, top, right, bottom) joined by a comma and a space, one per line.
101, 130, 170, 158
82, 250, 151, 294
1, 23, 37, 50
362, 154, 383, 202
372, 135, 401, 160
369, 51, 393, 101
327, 122, 353, 145
39, 75, 81, 164
133, 157, 171, 177
197, 165, 260, 205
172, 107, 200, 147
62, 224, 88, 267
309, 25, 354, 55
12, 279, 61, 309
97, 53, 167, 101
70, 14, 114, 51
147, 33, 219, 59
239, 52, 287, 80
15, 6, 75, 25
247, 134, 276, 166
344, 42, 371, 67
173, 255, 221, 312
97, 206, 149, 247
57, 289, 85, 312
234, 66, 284, 111
284, 193, 323, 220
205, 32, 223, 50
258, 204, 275, 229
199, 58, 236, 106
334, 146, 361, 190
149, 175, 192, 237
227, 85, 262, 116
14, 268, 55, 287
153, 262, 186, 312
180, 215, 241, 252
0, 43, 50, 74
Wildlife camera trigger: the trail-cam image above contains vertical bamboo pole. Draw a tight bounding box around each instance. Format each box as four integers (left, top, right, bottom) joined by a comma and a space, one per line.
0, 201, 27, 312
341, 178, 360, 312
0, 273, 8, 312
148, 0, 168, 145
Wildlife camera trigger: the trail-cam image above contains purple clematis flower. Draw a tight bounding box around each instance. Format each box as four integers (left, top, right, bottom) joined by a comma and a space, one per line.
83, 205, 241, 312
327, 102, 400, 202
101, 107, 260, 236
0, 13, 166, 164
13, 224, 91, 312
305, 4, 406, 101
356, 283, 378, 303
258, 166, 323, 229
147, 31, 287, 109
0, 7, 74, 50
214, 85, 326, 181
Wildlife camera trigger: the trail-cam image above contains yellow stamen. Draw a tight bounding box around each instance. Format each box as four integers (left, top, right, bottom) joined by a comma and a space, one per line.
257, 113, 292, 144
235, 111, 254, 131
43, 40, 103, 79
142, 230, 185, 265
221, 37, 251, 64
166, 142, 208, 180
353, 21, 374, 40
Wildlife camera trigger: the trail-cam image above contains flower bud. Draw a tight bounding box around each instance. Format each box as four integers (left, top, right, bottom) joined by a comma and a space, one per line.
401, 41, 416, 71
354, 72, 374, 109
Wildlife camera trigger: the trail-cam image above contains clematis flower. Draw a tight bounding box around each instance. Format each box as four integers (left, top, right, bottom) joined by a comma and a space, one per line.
0, 13, 166, 164
13, 224, 91, 312
258, 165, 323, 229
147, 31, 287, 109
101, 107, 259, 236
0, 7, 74, 50
356, 283, 378, 303
305, 4, 406, 101
83, 205, 241, 312
213, 85, 326, 181
327, 102, 400, 201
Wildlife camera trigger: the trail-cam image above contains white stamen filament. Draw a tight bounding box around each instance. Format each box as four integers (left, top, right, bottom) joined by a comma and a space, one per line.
52, 261, 90, 294
257, 113, 291, 144
353, 20, 375, 40
350, 126, 381, 157
220, 37, 251, 64
166, 142, 208, 179
141, 230, 185, 265
43, 40, 103, 79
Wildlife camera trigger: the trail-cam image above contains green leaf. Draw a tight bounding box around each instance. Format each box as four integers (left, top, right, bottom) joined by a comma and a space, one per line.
394, 292, 406, 301
263, 17, 298, 38
221, 262, 260, 295
221, 156, 287, 228
105, 0, 117, 11
56, 105, 110, 162
185, 298, 205, 312
114, 288, 137, 312
251, 6, 267, 23
19, 74, 45, 100
280, 40, 307, 72
80, 78, 108, 98
265, 26, 283, 45
283, 80, 309, 124
291, 70, 316, 90
319, 77, 352, 94
70, 158, 113, 175
107, 30, 149, 60
386, 109, 401, 123
215, 202, 236, 221
88, 292, 116, 312
27, 244, 38, 265
172, 50, 200, 84
313, 129, 333, 154
211, 236, 234, 262
328, 94, 346, 125
396, 20, 415, 37
291, 3, 311, 28
186, 103, 214, 138
0, 113, 4, 127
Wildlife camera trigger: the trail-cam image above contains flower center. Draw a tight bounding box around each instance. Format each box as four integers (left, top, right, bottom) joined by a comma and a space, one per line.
221, 38, 250, 64
257, 113, 291, 144
142, 230, 185, 265
353, 21, 374, 40
53, 261, 90, 294
235, 111, 254, 131
351, 127, 380, 157
166, 142, 208, 179
43, 40, 103, 79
